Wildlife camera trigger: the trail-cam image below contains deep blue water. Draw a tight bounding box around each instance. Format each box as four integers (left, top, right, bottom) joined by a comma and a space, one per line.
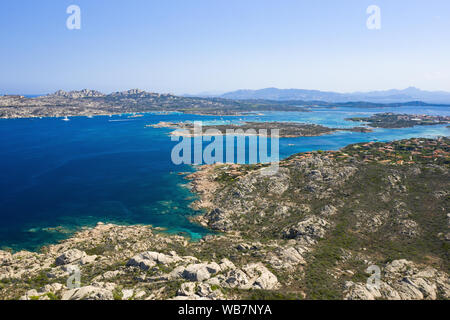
0, 106, 448, 251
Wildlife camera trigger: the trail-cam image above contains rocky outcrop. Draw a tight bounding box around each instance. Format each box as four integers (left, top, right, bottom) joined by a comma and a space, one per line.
19, 283, 65, 300
203, 208, 233, 231
55, 249, 87, 266
219, 263, 279, 290
282, 216, 329, 242
181, 263, 220, 282
344, 260, 450, 300
62, 285, 114, 300
266, 246, 308, 270
126, 251, 184, 270
173, 283, 223, 300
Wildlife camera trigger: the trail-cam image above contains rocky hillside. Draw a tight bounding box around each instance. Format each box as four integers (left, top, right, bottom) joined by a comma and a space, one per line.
0, 89, 308, 118
0, 138, 448, 300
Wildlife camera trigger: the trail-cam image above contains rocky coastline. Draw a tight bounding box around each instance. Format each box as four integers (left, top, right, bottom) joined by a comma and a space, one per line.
0, 137, 449, 300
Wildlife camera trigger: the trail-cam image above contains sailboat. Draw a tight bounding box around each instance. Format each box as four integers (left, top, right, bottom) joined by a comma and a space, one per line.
62, 116, 70, 121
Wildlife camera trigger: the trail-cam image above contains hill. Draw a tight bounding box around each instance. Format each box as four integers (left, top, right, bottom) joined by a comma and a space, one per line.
220, 87, 450, 104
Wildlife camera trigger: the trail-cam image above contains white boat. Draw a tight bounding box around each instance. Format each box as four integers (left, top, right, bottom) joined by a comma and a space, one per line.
62, 116, 70, 121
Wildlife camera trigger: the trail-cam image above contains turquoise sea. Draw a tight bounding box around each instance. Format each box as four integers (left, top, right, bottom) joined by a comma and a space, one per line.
0, 106, 449, 251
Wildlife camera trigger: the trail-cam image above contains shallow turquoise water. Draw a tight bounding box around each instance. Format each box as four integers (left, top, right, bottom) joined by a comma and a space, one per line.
0, 106, 448, 251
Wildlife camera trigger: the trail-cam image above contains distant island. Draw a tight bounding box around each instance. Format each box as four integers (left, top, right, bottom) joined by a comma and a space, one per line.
0, 89, 308, 119
218, 87, 450, 104
148, 121, 373, 138
1, 89, 448, 119
346, 113, 450, 128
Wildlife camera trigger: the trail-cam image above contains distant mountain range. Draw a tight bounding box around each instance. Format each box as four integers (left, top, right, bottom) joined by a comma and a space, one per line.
218, 87, 450, 104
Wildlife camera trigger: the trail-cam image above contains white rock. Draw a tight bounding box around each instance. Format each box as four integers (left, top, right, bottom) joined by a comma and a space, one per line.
55, 249, 86, 266
19, 289, 39, 300
344, 259, 449, 300
177, 282, 196, 296
396, 281, 424, 300
402, 277, 436, 299
40, 283, 64, 293
344, 282, 376, 300
61, 286, 114, 300
134, 290, 147, 299
219, 258, 235, 271
126, 251, 181, 270
223, 269, 250, 289
283, 216, 329, 241
182, 264, 212, 282
385, 259, 414, 274
206, 262, 221, 274
122, 289, 134, 300
80, 255, 97, 265
168, 266, 186, 280
243, 263, 280, 290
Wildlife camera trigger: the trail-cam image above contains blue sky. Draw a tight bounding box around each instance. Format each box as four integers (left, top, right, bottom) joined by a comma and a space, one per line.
1, 0, 449, 94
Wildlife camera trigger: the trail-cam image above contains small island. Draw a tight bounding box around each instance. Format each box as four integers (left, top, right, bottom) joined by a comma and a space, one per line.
147, 121, 373, 138
346, 113, 450, 128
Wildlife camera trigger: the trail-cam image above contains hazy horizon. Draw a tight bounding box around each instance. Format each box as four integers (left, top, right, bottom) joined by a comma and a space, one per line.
4, 86, 450, 98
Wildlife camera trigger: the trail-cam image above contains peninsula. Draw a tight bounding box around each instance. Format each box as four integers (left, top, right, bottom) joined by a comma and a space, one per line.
1, 137, 448, 300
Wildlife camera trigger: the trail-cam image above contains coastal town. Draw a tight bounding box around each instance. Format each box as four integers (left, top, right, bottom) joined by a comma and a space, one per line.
281, 137, 450, 166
